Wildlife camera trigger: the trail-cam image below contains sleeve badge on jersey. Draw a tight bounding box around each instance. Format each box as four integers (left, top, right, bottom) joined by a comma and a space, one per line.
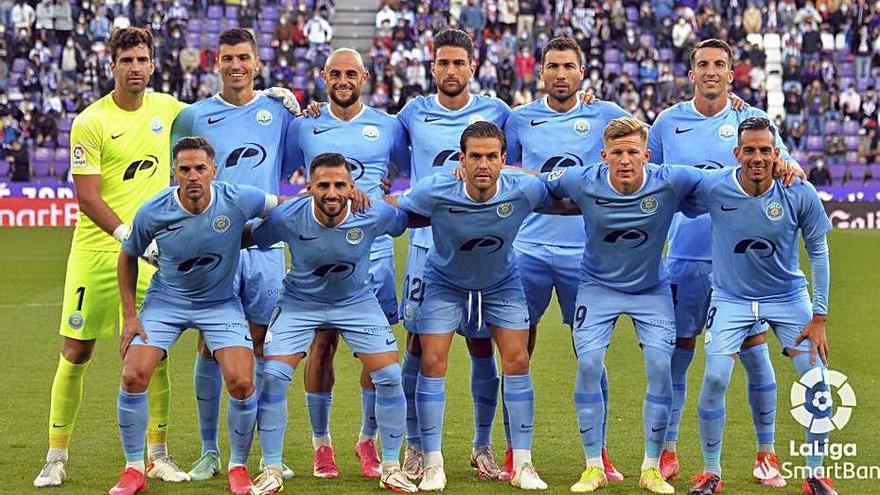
496, 202, 513, 218
72, 144, 87, 168
573, 119, 591, 136
256, 109, 273, 126
640, 196, 659, 214
346, 228, 364, 244
68, 312, 85, 330
765, 202, 784, 221
362, 125, 379, 141
718, 124, 736, 141
150, 117, 164, 134
547, 169, 566, 181
213, 215, 231, 233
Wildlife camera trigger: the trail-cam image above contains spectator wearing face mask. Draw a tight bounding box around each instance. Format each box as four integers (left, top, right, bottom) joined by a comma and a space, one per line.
807, 159, 832, 186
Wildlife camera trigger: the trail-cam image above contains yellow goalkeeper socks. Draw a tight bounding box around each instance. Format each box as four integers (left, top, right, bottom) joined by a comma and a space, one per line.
146, 357, 171, 459
48, 354, 90, 450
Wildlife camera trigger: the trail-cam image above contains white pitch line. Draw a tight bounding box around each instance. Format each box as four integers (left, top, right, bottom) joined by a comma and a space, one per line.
0, 302, 62, 309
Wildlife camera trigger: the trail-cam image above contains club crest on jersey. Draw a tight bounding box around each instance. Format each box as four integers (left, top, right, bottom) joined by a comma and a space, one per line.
640, 196, 659, 214
213, 215, 231, 233
496, 202, 513, 218
72, 144, 87, 168
766, 202, 784, 221
346, 228, 364, 244
150, 117, 163, 134
256, 109, 273, 125
468, 114, 485, 125
719, 124, 736, 141
573, 119, 590, 136
68, 312, 84, 330
362, 125, 379, 141
547, 169, 566, 181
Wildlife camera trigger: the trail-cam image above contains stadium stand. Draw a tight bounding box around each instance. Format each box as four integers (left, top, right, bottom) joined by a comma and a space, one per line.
1, 0, 879, 187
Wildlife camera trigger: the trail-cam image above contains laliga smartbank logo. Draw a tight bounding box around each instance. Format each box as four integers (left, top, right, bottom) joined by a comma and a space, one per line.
789, 368, 856, 434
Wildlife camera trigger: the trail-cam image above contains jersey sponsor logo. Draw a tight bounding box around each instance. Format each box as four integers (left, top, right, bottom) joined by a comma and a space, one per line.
67, 312, 84, 330
225, 143, 268, 169
719, 124, 736, 140
540, 153, 584, 173
432, 149, 460, 168
207, 116, 226, 125
733, 237, 778, 258
177, 253, 223, 273
573, 119, 590, 136
694, 160, 725, 170
547, 168, 567, 181
496, 202, 513, 218
72, 144, 87, 168
122, 155, 159, 181
459, 236, 505, 253
640, 196, 659, 214
602, 228, 649, 248
344, 157, 367, 181
766, 202, 784, 221
346, 228, 364, 244
150, 117, 164, 134
212, 215, 231, 233
362, 125, 379, 141
312, 261, 356, 278
675, 126, 693, 134
256, 109, 273, 125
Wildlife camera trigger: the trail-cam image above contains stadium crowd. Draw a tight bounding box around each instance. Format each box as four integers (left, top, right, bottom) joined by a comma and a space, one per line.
2, 0, 880, 185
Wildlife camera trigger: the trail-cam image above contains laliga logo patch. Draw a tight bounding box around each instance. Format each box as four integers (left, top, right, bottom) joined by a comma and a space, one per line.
150, 117, 163, 134
790, 368, 857, 434
766, 202, 784, 221
362, 125, 379, 141
718, 124, 735, 141
573, 119, 590, 136
547, 169, 566, 181
256, 109, 273, 125
346, 228, 364, 244
640, 196, 659, 214
72, 144, 87, 168
212, 215, 231, 233
68, 312, 84, 330
468, 114, 485, 125
496, 202, 513, 218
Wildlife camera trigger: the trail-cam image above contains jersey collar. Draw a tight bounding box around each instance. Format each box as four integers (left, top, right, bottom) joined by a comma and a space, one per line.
326, 102, 368, 123
604, 166, 648, 196
688, 97, 731, 118
541, 95, 580, 114
173, 183, 216, 215
213, 91, 262, 108
309, 197, 351, 227
462, 175, 503, 203
434, 92, 474, 113
731, 166, 776, 198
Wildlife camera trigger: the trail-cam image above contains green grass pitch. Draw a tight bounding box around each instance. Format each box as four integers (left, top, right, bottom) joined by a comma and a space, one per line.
2, 227, 879, 494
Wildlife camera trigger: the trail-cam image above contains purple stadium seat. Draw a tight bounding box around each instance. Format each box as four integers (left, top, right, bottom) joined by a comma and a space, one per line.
12, 58, 27, 73
58, 117, 72, 133
259, 33, 273, 47
55, 148, 69, 164
262, 6, 279, 20
842, 120, 860, 135
622, 62, 639, 78
223, 18, 239, 29
0, 160, 9, 177
206, 18, 222, 33
293, 74, 308, 89
259, 19, 275, 33
293, 47, 308, 59
187, 32, 201, 48
33, 148, 53, 177
259, 47, 275, 62
603, 62, 621, 76
203, 33, 219, 47
189, 19, 202, 32
835, 51, 851, 62
824, 120, 841, 135
791, 149, 808, 164
626, 7, 638, 22
844, 135, 860, 151
57, 132, 70, 147
806, 135, 825, 152
604, 49, 620, 63
837, 77, 854, 90
829, 164, 847, 178
52, 45, 62, 60
672, 63, 687, 77
226, 6, 238, 18
207, 5, 223, 18
845, 151, 860, 165
658, 48, 673, 62
838, 63, 854, 77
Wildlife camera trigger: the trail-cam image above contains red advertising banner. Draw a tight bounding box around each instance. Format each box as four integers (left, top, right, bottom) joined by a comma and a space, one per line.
0, 198, 79, 227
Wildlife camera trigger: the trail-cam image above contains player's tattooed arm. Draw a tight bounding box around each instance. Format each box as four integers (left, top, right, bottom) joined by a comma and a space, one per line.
73, 174, 127, 240
118, 251, 148, 358
540, 198, 582, 215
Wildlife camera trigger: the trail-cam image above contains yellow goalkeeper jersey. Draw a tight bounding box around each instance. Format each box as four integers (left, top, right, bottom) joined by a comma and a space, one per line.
70, 91, 186, 251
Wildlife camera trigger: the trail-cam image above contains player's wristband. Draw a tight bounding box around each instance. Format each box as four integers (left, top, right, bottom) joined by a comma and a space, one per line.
113, 224, 131, 243
262, 194, 279, 216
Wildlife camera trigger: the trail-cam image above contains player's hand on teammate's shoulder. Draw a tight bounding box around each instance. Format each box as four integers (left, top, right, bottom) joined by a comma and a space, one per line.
304, 101, 326, 118
772, 156, 806, 186
729, 92, 749, 111
380, 176, 393, 195
119, 317, 148, 358
350, 187, 372, 213
577, 90, 597, 104
795, 314, 829, 366
263, 86, 302, 115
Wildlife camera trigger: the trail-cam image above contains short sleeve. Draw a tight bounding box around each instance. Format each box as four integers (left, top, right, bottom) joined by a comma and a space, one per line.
70, 114, 103, 175
236, 185, 272, 220
281, 117, 305, 179
122, 206, 152, 257
667, 164, 710, 199
504, 114, 522, 164
540, 166, 579, 200
396, 98, 417, 133
170, 105, 196, 161
601, 101, 632, 120
519, 174, 551, 211
797, 183, 833, 240
396, 177, 437, 216
376, 202, 409, 237
251, 207, 286, 248
390, 118, 412, 176
492, 98, 512, 127
646, 116, 665, 164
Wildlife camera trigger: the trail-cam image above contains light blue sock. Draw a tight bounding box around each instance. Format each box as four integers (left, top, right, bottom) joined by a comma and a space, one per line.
255, 357, 265, 398
118, 388, 148, 463
305, 392, 332, 438
503, 373, 535, 450
258, 360, 293, 467
228, 392, 258, 465
401, 350, 421, 448
667, 347, 695, 444
575, 349, 606, 460
415, 373, 445, 453
739, 343, 777, 446
502, 375, 511, 446
792, 353, 830, 475
194, 354, 222, 455
360, 388, 378, 437
371, 364, 406, 462
470, 355, 499, 446
698, 354, 735, 476
600, 366, 610, 448
643, 346, 673, 460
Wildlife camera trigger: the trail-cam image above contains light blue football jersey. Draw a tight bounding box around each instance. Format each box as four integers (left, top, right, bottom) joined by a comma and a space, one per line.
543, 163, 708, 293
506, 98, 630, 247
123, 182, 269, 303
251, 197, 409, 304
681, 168, 832, 301
284, 106, 410, 258
170, 93, 293, 194
397, 93, 511, 249
396, 171, 550, 290
648, 100, 796, 261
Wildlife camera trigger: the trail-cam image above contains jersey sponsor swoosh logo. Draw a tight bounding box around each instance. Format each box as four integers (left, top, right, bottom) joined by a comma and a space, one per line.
675, 126, 693, 134
421, 426, 438, 432
157, 423, 168, 429
651, 426, 665, 432
163, 224, 183, 232
424, 117, 441, 123
390, 432, 403, 438
579, 427, 593, 433
299, 234, 319, 240
520, 423, 534, 429
208, 116, 226, 125
196, 395, 213, 401
721, 205, 738, 211
385, 338, 396, 345
594, 198, 614, 205
530, 119, 548, 126
707, 440, 721, 447
313, 127, 334, 135
52, 423, 67, 428
245, 334, 253, 341
448, 207, 471, 213
234, 429, 248, 436
119, 423, 135, 428
111, 132, 125, 139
